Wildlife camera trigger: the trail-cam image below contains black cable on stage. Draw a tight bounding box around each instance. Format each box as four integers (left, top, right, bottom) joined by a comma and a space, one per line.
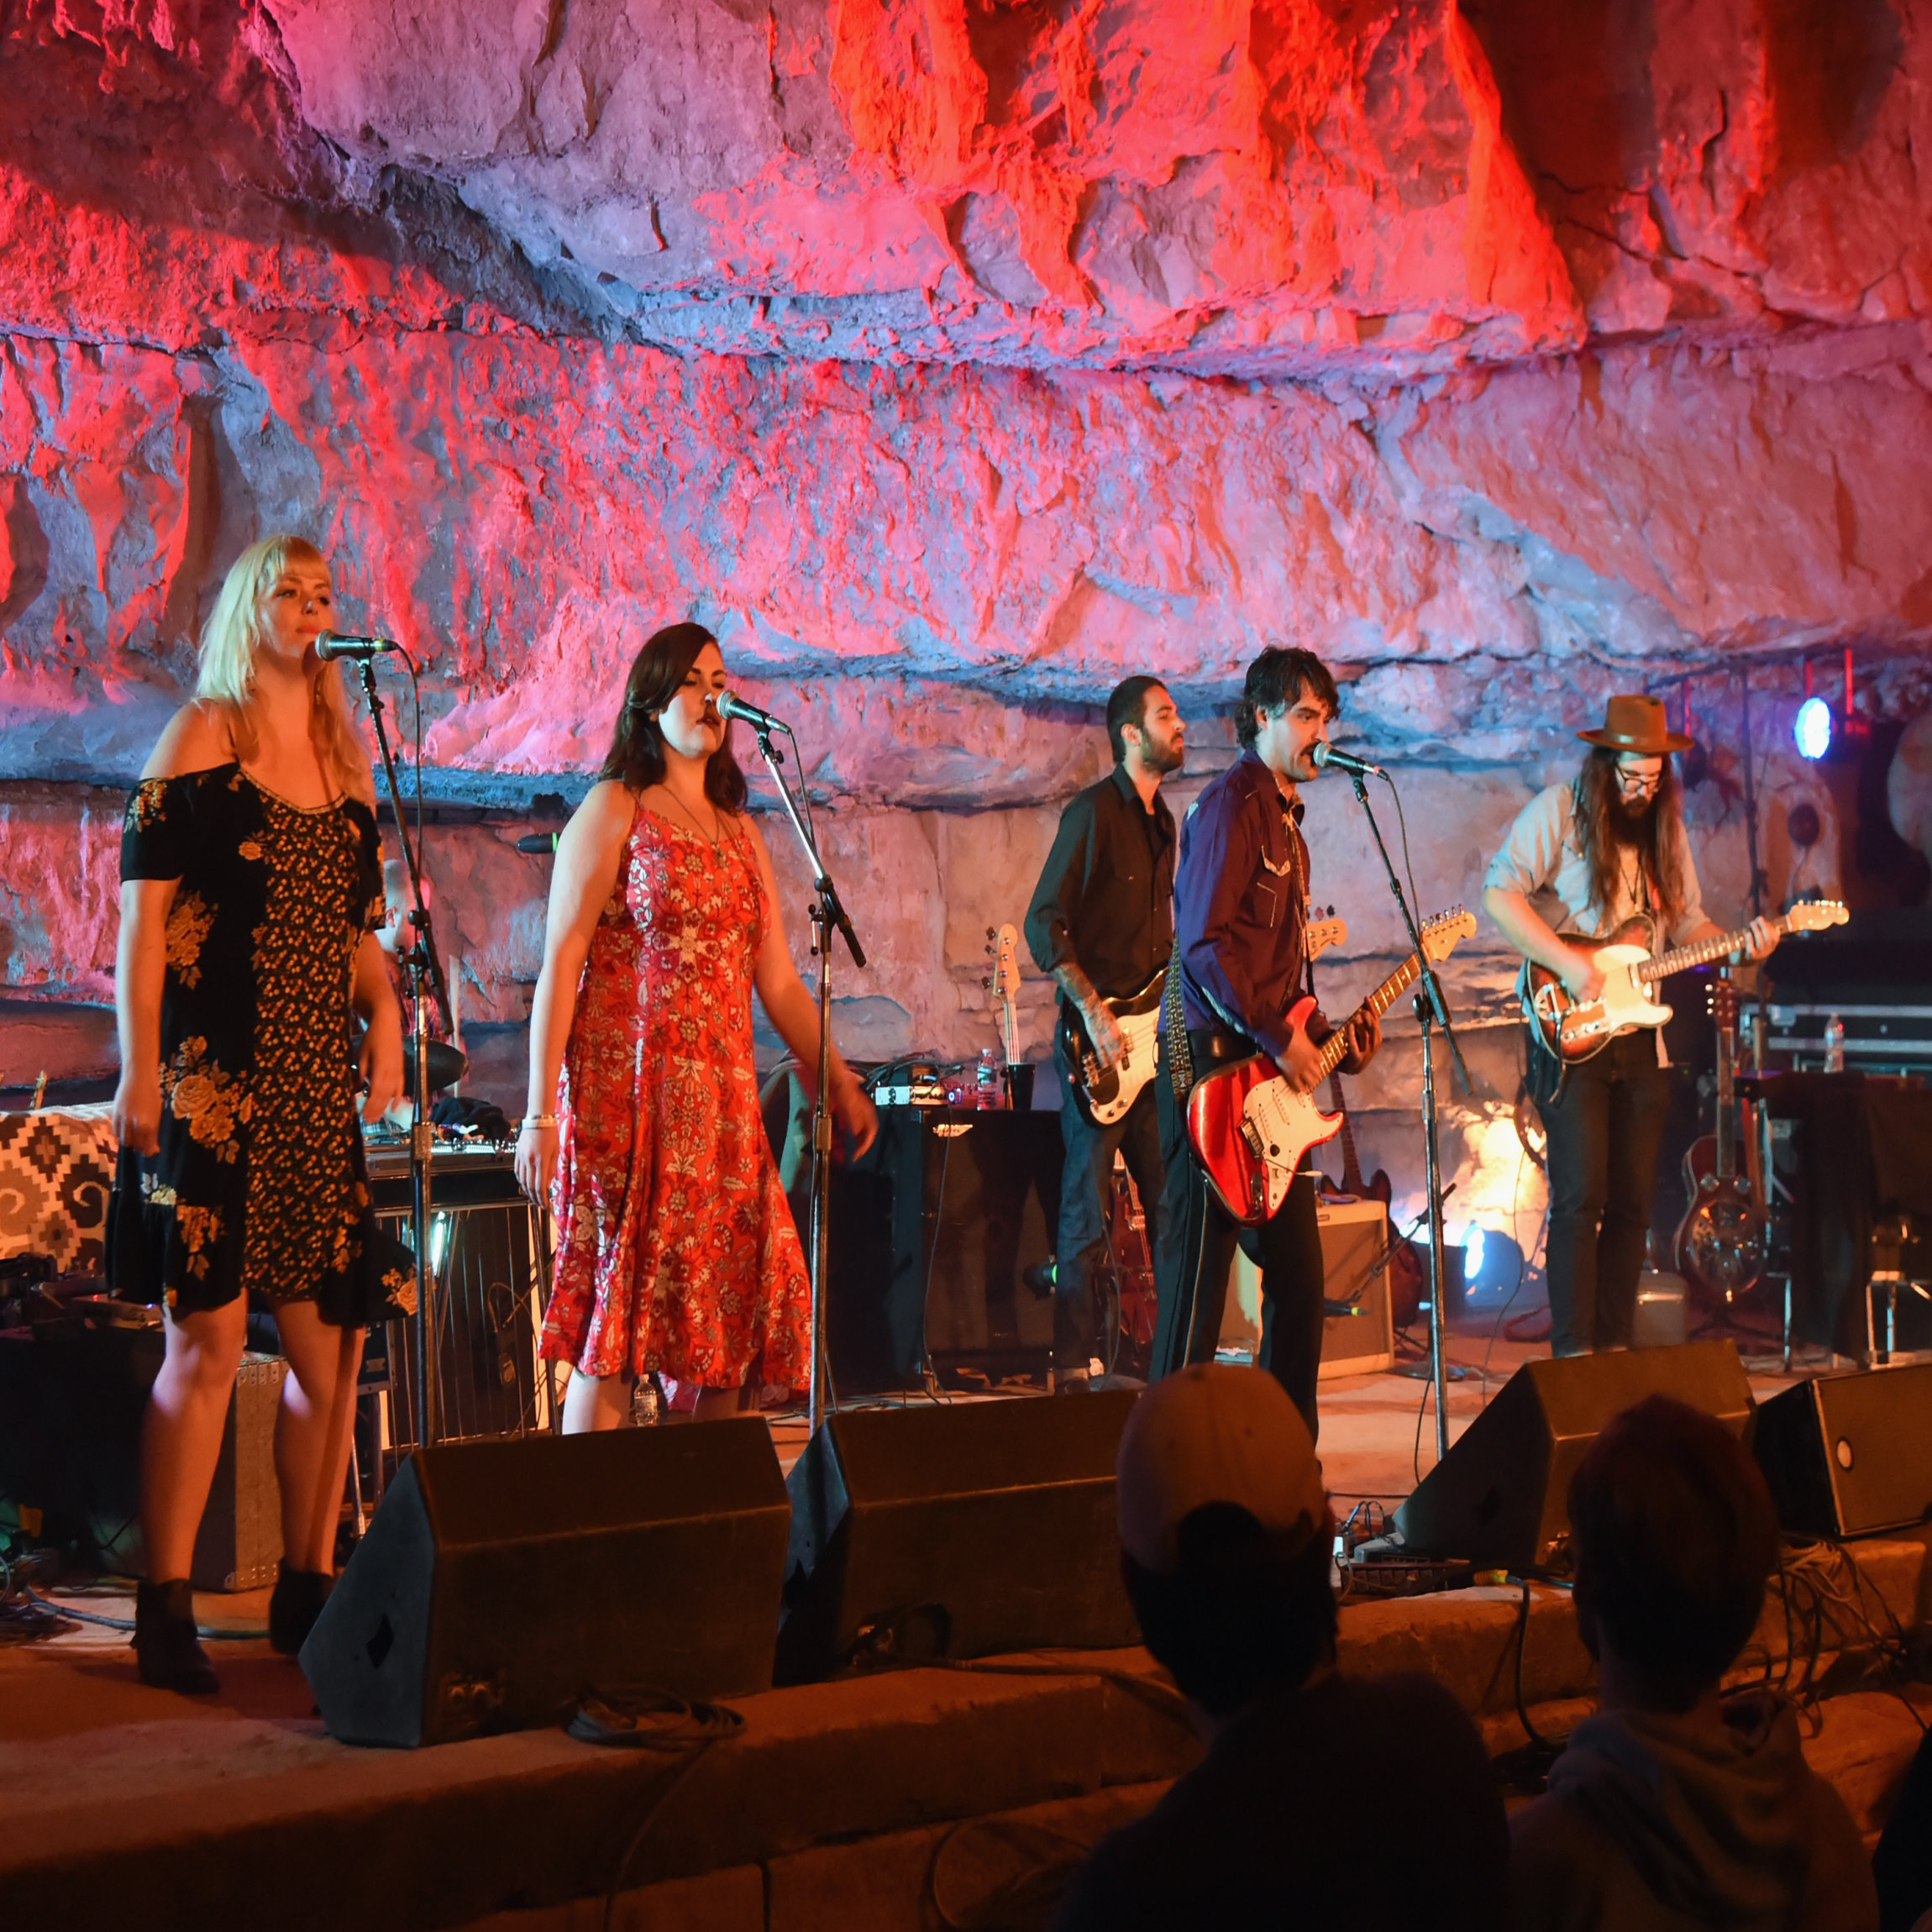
570, 1686, 745, 1932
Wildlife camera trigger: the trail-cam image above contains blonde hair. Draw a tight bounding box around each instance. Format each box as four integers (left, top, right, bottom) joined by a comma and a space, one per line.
197, 534, 375, 804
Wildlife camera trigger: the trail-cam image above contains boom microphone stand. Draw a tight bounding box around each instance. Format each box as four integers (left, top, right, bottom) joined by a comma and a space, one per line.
355, 659, 458, 1454
1343, 769, 1471, 1465
743, 723, 865, 1436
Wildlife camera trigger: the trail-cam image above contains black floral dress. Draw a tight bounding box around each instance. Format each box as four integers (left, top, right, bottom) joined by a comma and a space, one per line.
109, 764, 402, 1327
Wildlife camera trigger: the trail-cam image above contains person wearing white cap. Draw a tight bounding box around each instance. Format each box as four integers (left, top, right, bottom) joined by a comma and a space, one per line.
1053, 1364, 1508, 1931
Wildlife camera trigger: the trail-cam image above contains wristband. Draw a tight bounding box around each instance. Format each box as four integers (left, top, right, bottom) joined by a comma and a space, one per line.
521, 1115, 559, 1131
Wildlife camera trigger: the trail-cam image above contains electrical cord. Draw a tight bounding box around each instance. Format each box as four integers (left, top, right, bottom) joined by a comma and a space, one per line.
570, 1687, 746, 1932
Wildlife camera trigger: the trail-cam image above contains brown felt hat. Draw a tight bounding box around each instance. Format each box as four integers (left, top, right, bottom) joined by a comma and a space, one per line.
1578, 693, 1693, 755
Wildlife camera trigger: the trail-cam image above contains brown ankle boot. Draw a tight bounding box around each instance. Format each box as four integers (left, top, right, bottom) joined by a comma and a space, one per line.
268, 1560, 333, 1656
133, 1578, 218, 1695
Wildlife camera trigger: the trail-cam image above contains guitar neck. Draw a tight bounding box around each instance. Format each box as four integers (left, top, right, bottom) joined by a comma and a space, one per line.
1636, 913, 1787, 985
1314, 949, 1429, 1084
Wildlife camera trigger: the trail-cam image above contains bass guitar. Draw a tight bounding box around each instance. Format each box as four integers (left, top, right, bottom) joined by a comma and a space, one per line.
1061, 914, 1347, 1126
1526, 900, 1846, 1063
1186, 909, 1477, 1226
1674, 976, 1764, 1303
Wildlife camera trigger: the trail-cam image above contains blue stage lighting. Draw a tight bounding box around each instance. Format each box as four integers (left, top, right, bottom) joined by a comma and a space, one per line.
1794, 696, 1833, 760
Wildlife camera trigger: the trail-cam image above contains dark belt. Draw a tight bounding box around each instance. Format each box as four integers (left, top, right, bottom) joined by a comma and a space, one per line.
1188, 1026, 1260, 1066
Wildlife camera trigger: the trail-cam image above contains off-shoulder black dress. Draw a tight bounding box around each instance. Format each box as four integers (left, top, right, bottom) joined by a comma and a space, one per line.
109, 763, 404, 1327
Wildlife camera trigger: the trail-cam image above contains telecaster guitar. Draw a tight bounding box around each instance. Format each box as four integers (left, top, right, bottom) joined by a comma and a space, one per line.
1063, 916, 1347, 1126
1187, 909, 1477, 1226
1527, 900, 1846, 1063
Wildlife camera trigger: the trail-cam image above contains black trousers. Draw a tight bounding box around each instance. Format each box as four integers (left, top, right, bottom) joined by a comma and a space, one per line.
1151, 1053, 1326, 1441
1052, 1037, 1166, 1372
1539, 1029, 1672, 1357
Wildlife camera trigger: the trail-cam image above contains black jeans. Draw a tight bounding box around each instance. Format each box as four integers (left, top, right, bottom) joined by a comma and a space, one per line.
1151, 1053, 1326, 1441
1052, 1036, 1165, 1373
1539, 1029, 1672, 1356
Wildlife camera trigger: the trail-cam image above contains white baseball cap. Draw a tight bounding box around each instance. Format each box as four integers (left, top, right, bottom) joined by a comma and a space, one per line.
1116, 1364, 1330, 1572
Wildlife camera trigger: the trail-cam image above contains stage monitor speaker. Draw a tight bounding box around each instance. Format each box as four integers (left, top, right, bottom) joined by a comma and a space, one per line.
1394, 1339, 1755, 1573
1753, 1362, 1932, 1539
301, 1417, 790, 1746
775, 1389, 1140, 1683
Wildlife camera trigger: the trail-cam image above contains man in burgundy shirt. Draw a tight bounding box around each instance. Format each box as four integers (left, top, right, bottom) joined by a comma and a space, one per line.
1152, 648, 1379, 1436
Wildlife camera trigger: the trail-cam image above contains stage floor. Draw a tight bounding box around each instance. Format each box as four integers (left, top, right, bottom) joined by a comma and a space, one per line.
3, 1328, 1922, 1932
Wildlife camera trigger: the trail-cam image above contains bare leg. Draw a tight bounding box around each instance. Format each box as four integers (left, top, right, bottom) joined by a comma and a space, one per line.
140, 1297, 249, 1581
561, 1366, 633, 1434
273, 1302, 365, 1574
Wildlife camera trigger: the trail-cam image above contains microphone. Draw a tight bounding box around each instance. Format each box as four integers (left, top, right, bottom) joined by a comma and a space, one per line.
514, 832, 560, 855
716, 690, 786, 733
316, 631, 405, 662
1311, 742, 1388, 780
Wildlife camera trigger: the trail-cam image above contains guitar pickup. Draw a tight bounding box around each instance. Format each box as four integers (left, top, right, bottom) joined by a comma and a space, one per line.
1240, 1120, 1263, 1157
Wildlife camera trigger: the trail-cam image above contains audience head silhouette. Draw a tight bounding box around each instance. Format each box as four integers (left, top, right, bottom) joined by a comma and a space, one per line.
1567, 1394, 1779, 1709
1116, 1362, 1334, 1717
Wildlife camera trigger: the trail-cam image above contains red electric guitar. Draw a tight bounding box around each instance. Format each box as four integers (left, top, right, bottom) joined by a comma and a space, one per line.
1186, 909, 1477, 1226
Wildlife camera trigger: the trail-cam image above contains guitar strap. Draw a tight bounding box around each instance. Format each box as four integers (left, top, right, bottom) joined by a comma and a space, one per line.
1161, 936, 1194, 1107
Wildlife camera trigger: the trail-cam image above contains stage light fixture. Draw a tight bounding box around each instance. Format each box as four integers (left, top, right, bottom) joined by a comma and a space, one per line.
1794, 695, 1833, 760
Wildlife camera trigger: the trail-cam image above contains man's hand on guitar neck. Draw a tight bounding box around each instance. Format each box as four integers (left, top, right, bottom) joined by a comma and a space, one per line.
1336, 1008, 1381, 1074
1053, 961, 1129, 1071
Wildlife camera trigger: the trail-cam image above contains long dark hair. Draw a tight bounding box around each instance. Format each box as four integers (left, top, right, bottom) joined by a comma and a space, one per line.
599, 622, 748, 811
1573, 745, 1685, 928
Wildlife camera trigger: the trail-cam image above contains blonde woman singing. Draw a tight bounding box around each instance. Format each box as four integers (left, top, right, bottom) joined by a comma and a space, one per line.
111, 534, 404, 1693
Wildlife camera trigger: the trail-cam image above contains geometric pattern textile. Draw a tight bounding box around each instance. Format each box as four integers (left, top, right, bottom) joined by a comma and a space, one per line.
0, 1104, 116, 1274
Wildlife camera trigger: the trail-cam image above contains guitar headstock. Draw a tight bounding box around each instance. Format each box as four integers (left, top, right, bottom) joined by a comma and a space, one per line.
1786, 900, 1849, 933
986, 923, 1021, 1003
1305, 915, 1348, 960
1419, 906, 1478, 962
984, 924, 1021, 1060
1709, 976, 1740, 1030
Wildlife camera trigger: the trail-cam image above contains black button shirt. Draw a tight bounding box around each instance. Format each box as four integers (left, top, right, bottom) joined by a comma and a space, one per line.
1025, 764, 1177, 1000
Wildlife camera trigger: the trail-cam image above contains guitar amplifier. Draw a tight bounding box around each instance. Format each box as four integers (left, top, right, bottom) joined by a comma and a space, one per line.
825, 1106, 1064, 1394
1220, 1196, 1397, 1378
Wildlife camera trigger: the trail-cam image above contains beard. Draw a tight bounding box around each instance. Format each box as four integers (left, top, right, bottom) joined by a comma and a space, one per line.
1146, 730, 1186, 776
1608, 790, 1657, 843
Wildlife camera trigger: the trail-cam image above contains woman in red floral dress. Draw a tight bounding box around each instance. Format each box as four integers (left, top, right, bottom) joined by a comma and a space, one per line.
515, 624, 877, 1430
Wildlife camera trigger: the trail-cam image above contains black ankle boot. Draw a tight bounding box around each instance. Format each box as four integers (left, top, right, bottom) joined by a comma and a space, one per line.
268, 1560, 333, 1656
133, 1578, 219, 1695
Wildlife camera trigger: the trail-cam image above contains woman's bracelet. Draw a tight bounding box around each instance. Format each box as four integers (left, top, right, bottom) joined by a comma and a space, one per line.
521, 1114, 559, 1131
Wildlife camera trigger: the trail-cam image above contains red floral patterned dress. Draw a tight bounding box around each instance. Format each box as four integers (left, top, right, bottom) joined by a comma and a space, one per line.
538, 799, 811, 1390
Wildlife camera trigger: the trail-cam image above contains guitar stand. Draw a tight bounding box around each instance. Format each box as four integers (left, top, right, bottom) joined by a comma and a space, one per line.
745, 724, 866, 1436
1347, 771, 1473, 1464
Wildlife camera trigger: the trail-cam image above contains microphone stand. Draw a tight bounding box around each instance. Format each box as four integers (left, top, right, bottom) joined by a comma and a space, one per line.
743, 724, 865, 1437
355, 659, 457, 1457
1344, 769, 1471, 1465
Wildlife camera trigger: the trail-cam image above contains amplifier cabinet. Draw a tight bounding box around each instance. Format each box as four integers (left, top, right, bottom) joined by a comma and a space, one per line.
1221, 1195, 1396, 1379
0, 1327, 285, 1589
827, 1106, 1064, 1394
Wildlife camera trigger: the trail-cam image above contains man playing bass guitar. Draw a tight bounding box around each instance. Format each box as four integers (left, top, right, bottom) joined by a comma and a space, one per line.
1152, 648, 1380, 1438
1483, 694, 1776, 1358
1024, 676, 1184, 1389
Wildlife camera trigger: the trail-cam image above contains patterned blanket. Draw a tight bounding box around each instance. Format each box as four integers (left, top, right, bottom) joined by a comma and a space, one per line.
0, 1105, 116, 1275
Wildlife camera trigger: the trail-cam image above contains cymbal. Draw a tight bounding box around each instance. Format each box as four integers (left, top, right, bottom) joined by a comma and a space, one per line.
410, 1039, 469, 1094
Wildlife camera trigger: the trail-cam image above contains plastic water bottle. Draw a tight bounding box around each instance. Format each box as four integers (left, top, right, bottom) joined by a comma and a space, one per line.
1823, 1013, 1845, 1074
976, 1047, 1000, 1107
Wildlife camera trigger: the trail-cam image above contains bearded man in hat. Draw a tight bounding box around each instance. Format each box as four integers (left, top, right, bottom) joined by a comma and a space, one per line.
1483, 696, 1777, 1358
